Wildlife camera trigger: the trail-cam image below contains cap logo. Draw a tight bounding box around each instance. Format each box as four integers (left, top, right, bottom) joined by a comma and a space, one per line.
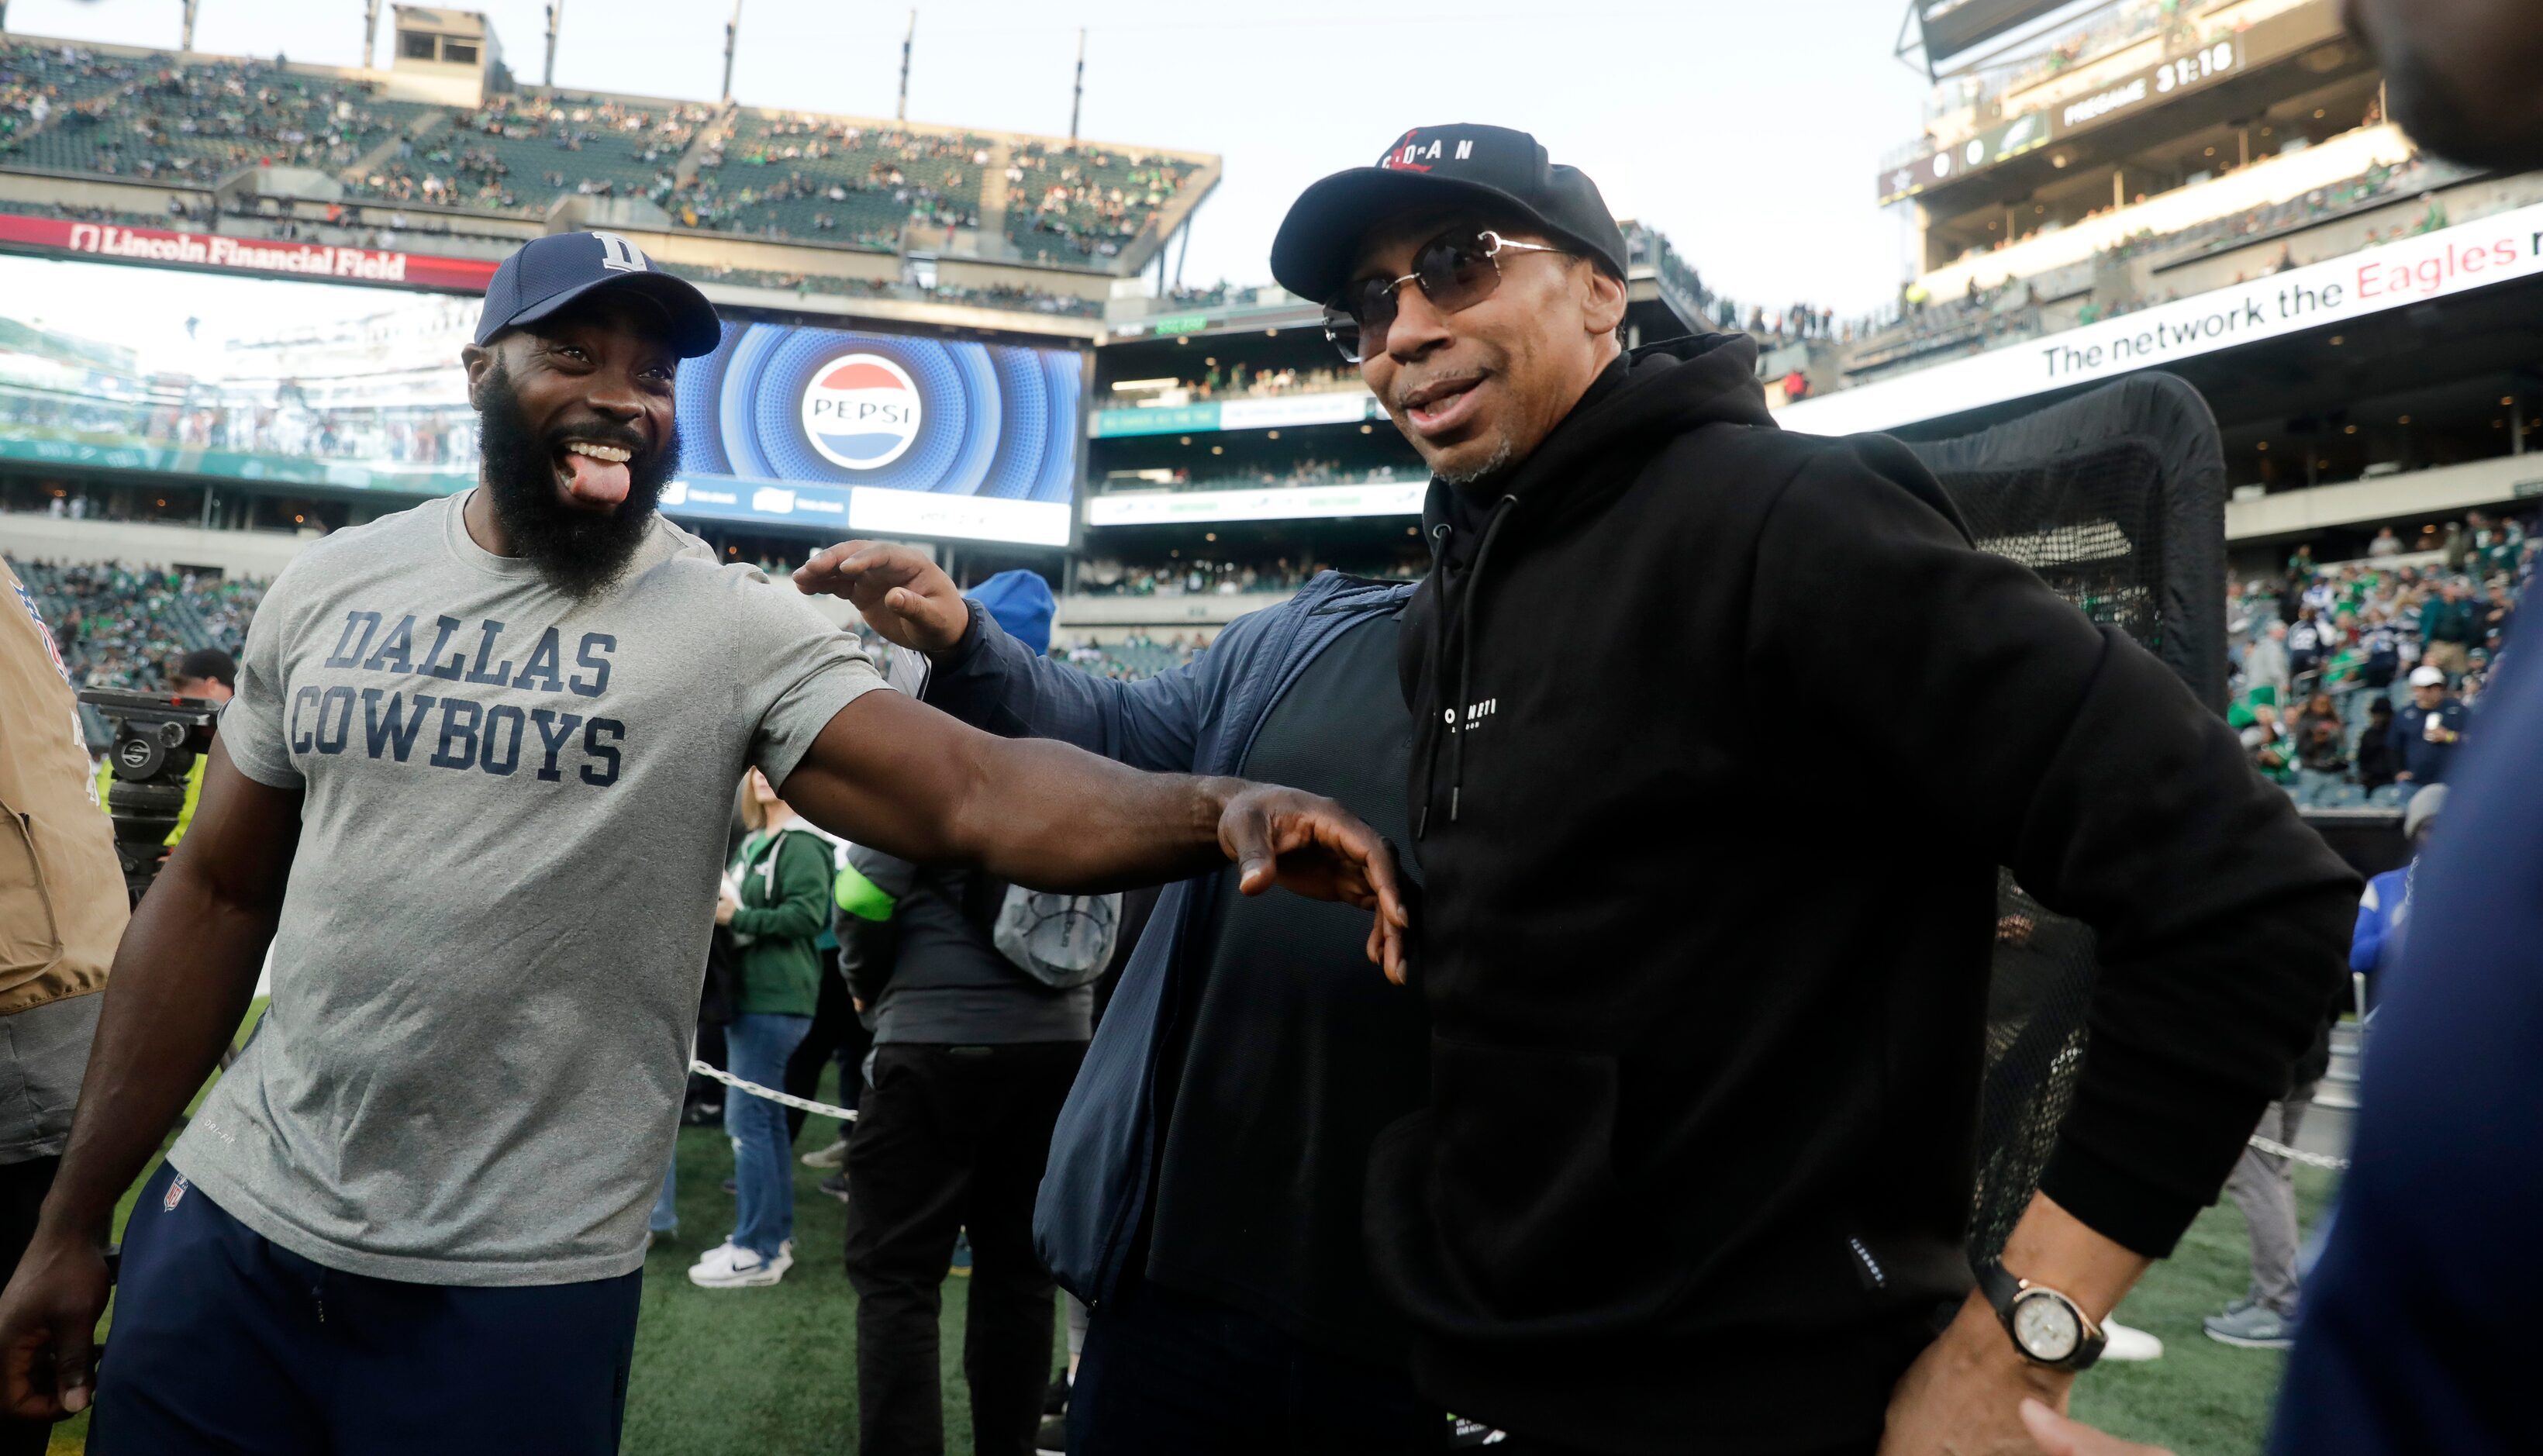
590, 230, 650, 273
1378, 129, 1474, 173
801, 353, 922, 470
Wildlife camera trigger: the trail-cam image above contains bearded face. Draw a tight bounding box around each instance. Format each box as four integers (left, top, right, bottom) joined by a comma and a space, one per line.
475, 357, 680, 599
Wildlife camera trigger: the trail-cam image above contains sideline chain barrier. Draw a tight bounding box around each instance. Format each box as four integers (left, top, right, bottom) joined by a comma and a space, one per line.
698, 1060, 2348, 1168
690, 1059, 858, 1122
2248, 1133, 2348, 1170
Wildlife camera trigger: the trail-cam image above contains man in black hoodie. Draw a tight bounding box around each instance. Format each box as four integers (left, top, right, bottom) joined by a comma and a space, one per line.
1268, 126, 2357, 1456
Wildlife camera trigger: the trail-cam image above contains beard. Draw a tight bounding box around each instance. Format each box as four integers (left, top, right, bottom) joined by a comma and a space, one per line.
1433, 435, 1513, 488
476, 363, 680, 599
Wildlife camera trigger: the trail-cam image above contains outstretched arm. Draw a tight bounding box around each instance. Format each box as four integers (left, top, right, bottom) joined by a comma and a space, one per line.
778, 688, 1409, 980
796, 539, 1209, 770
0, 742, 299, 1420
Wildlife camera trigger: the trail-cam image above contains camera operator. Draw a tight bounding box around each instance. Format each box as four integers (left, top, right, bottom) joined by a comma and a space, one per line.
0, 561, 122, 1456
92, 648, 233, 854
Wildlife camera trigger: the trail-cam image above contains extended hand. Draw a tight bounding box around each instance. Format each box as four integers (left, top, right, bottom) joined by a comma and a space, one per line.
795, 540, 971, 654
1879, 1295, 2071, 1456
1216, 785, 1412, 983
0, 1229, 111, 1420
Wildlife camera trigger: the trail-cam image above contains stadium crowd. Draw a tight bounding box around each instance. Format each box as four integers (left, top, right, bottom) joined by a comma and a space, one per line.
2, 556, 264, 693
2225, 512, 2531, 808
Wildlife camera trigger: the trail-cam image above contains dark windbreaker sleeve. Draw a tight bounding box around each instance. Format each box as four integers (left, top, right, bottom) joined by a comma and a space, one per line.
919, 604, 1210, 772
1747, 436, 2358, 1256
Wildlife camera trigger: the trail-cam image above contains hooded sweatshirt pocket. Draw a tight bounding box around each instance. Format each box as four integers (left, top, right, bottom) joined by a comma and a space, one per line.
1426, 1035, 1667, 1326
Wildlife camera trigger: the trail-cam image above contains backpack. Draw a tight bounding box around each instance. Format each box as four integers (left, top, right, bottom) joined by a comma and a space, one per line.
964, 875, 1122, 990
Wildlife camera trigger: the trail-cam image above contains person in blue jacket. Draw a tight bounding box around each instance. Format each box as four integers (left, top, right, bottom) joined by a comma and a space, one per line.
799, 543, 1444, 1454
2349, 784, 2445, 1001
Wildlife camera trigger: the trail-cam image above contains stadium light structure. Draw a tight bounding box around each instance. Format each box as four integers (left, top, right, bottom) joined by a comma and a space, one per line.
543, 0, 562, 87
181, 0, 198, 53
896, 9, 914, 122
721, 0, 741, 102
1069, 27, 1085, 142
362, 0, 380, 68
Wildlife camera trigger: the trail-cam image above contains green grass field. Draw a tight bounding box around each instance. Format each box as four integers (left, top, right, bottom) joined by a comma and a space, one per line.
45, 1033, 2330, 1455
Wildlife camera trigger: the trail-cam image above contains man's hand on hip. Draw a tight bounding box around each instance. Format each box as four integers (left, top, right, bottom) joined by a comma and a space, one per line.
795, 540, 971, 654
1878, 1291, 2072, 1456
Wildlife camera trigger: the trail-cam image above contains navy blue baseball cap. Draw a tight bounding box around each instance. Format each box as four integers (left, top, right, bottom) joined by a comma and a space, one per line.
1271, 124, 1628, 306
473, 230, 723, 358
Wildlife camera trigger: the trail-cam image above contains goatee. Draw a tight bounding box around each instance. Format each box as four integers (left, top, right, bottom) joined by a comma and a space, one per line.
476, 363, 681, 599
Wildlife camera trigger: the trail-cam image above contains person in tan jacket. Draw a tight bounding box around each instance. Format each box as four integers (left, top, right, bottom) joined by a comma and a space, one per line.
0, 557, 121, 1456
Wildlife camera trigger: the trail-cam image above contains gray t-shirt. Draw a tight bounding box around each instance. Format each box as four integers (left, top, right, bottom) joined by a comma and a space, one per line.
169, 492, 886, 1285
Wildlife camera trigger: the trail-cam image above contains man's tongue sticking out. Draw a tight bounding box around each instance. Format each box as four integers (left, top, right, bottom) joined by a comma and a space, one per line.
562, 448, 630, 507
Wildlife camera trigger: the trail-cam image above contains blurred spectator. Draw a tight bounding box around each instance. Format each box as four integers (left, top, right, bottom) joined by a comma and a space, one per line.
689, 768, 833, 1290
2390, 665, 2466, 793
2418, 579, 2477, 678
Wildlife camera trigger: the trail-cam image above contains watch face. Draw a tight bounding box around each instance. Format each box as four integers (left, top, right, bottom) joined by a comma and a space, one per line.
2013, 1291, 2082, 1362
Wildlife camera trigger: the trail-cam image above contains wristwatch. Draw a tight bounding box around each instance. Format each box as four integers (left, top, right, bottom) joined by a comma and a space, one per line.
1975, 1262, 2107, 1371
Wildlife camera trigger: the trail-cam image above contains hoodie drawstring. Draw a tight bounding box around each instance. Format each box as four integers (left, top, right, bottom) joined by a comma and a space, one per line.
1418, 496, 1519, 838
1416, 521, 1454, 840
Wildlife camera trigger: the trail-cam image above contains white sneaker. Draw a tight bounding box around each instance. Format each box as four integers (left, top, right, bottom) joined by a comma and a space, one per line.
691, 1237, 792, 1278
688, 1247, 788, 1288
2101, 1319, 2165, 1361
801, 1137, 851, 1169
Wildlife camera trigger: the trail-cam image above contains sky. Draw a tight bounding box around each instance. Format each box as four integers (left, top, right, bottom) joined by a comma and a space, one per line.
9, 0, 1941, 316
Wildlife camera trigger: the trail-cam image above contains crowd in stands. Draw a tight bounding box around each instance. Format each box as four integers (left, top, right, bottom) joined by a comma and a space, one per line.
657, 260, 1099, 317
0, 383, 478, 471
6, 43, 1201, 285
2226, 512, 2532, 809
4, 556, 266, 693
1102, 460, 1409, 495
1171, 361, 1362, 401
1007, 140, 1189, 263
0, 40, 147, 147
1053, 633, 1213, 681
3, 50, 423, 185
1075, 547, 1427, 602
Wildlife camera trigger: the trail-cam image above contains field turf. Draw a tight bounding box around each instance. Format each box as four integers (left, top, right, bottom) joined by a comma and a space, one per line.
47, 1038, 2330, 1454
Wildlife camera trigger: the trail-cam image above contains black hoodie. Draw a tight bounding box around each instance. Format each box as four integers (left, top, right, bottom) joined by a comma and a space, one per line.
1370, 334, 2357, 1454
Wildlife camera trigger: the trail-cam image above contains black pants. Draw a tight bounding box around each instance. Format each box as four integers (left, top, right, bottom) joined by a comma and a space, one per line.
842, 1041, 1085, 1456
1070, 1271, 1447, 1455
0, 1156, 59, 1456
783, 951, 870, 1144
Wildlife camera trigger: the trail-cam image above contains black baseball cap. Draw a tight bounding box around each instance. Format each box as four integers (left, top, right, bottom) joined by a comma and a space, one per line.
473, 231, 723, 358
174, 647, 235, 688
1270, 124, 1629, 306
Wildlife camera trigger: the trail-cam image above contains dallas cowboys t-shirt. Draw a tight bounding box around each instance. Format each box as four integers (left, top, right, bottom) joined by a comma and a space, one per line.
167, 492, 888, 1286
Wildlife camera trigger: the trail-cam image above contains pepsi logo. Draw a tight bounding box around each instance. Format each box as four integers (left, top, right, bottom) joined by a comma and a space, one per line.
802, 354, 923, 471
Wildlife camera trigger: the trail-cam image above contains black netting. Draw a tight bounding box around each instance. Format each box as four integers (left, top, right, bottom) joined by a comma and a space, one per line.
1907, 373, 2226, 1266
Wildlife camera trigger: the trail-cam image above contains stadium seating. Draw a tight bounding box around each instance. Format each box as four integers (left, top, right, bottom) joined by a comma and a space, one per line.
1006, 140, 1192, 263
5, 556, 267, 739
0, 40, 149, 150
683, 113, 989, 245
342, 88, 706, 214
2, 50, 433, 184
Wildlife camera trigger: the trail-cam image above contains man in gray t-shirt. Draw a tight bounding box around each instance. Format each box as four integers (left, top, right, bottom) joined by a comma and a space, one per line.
0, 233, 1407, 1455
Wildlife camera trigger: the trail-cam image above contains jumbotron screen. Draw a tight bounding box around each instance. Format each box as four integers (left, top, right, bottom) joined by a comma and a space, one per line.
0, 252, 1085, 547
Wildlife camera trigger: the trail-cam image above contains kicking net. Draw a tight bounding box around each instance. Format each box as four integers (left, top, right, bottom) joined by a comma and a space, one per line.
1906, 373, 2227, 1266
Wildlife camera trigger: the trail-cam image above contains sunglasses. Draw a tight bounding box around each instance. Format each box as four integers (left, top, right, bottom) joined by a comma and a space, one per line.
1323, 229, 1570, 365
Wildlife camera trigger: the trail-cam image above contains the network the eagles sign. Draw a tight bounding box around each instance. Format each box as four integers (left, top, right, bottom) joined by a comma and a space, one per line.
1779, 200, 2543, 436
0, 213, 499, 290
